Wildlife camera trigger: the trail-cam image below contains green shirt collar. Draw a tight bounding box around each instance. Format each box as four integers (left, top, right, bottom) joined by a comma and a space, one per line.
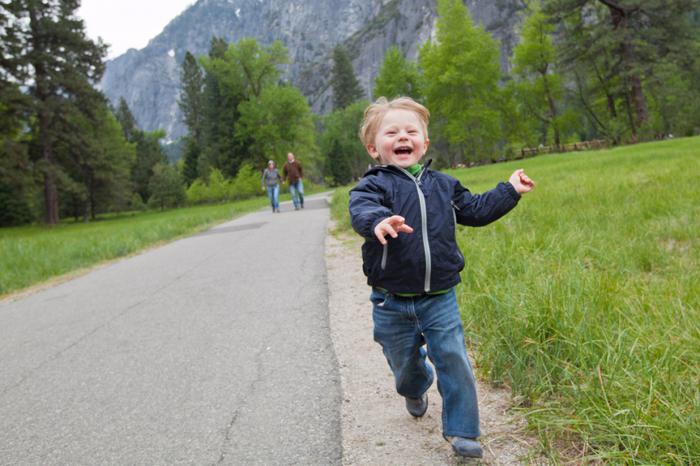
406, 164, 422, 176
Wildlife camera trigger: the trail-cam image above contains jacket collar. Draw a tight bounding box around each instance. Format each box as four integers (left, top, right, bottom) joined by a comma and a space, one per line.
364, 159, 434, 181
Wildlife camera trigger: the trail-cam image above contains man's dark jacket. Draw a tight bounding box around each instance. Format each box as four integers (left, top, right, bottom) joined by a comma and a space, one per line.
349, 162, 520, 294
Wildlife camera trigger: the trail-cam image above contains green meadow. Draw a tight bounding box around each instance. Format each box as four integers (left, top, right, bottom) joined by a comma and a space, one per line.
332, 137, 699, 463
0, 197, 270, 296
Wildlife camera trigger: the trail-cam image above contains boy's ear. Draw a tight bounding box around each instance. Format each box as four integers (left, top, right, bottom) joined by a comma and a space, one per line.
366, 144, 380, 161
423, 138, 430, 155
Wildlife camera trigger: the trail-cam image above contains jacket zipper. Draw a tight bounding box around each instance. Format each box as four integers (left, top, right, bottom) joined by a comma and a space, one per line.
380, 243, 388, 270
396, 165, 431, 293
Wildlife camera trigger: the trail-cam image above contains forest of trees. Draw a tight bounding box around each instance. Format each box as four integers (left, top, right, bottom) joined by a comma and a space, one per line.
1, 0, 699, 226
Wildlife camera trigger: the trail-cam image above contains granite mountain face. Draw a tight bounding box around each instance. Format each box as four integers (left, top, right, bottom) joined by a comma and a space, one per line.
100, 0, 524, 141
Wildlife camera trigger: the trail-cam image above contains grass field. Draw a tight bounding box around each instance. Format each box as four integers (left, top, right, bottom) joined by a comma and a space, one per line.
0, 197, 273, 296
331, 137, 699, 464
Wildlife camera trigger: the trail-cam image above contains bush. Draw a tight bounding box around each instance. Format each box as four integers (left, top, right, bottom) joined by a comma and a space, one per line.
229, 163, 261, 200
129, 192, 146, 211
185, 179, 208, 204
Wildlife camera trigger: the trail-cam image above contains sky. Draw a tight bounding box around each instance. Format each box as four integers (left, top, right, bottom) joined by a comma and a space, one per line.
78, 0, 195, 59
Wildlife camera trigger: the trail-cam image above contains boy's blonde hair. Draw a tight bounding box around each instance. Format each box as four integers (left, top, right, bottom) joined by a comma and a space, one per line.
359, 96, 430, 147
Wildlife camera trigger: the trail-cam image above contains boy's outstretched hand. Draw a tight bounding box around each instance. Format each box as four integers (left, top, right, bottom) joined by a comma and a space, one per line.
509, 169, 536, 194
374, 215, 414, 245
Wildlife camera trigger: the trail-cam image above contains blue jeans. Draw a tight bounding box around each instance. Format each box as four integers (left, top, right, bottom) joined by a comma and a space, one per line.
289, 180, 304, 209
370, 288, 480, 438
266, 185, 279, 211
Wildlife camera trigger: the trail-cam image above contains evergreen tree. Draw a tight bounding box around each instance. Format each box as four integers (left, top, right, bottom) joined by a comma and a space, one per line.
373, 46, 423, 101
319, 100, 369, 185
131, 130, 168, 203
419, 0, 503, 163
6, 0, 107, 224
148, 163, 186, 210
199, 37, 233, 179
179, 51, 205, 143
0, 4, 35, 225
331, 45, 364, 110
544, 0, 699, 140
114, 97, 138, 142
178, 51, 205, 185
61, 108, 134, 220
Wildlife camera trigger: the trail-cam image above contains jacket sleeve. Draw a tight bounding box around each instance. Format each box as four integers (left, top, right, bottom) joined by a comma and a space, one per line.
452, 179, 520, 227
349, 177, 394, 239
299, 163, 304, 179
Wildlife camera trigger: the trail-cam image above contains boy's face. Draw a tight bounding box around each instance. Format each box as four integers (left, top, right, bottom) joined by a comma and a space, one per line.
366, 109, 429, 168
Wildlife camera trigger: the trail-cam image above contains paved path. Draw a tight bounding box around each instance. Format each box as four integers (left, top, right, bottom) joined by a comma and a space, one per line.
0, 194, 341, 465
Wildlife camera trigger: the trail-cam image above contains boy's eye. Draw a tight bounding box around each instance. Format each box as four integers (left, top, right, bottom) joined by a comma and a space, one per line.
385, 131, 396, 136
408, 130, 418, 134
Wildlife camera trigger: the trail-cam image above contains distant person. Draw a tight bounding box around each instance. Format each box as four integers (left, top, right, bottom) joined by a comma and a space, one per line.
349, 97, 535, 459
283, 152, 304, 210
262, 160, 282, 213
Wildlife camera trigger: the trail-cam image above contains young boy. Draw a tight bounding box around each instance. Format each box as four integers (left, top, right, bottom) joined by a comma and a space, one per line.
348, 97, 534, 458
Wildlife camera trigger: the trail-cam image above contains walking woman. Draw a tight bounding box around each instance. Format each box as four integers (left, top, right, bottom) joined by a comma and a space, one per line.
262, 160, 282, 213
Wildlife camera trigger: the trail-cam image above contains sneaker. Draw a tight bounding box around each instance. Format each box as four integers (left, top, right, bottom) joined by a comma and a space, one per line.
405, 393, 428, 418
446, 436, 483, 458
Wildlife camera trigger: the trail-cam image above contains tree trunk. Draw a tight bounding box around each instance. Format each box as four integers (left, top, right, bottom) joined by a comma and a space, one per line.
39, 112, 59, 225
541, 72, 561, 148
603, 1, 648, 129
42, 162, 59, 225
30, 4, 60, 225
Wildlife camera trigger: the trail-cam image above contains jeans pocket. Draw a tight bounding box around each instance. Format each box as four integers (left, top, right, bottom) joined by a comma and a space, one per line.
370, 288, 390, 307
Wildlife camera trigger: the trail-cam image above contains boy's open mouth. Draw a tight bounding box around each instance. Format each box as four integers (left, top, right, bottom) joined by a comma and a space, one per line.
394, 146, 413, 155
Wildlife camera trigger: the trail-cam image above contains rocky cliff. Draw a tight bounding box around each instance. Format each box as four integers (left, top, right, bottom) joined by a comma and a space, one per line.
100, 0, 525, 141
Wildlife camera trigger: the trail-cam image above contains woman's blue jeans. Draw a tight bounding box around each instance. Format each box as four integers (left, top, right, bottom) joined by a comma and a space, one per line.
266, 185, 279, 211
370, 288, 480, 438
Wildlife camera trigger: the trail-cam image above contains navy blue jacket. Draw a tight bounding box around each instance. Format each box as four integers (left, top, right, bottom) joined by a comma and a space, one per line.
349, 161, 520, 294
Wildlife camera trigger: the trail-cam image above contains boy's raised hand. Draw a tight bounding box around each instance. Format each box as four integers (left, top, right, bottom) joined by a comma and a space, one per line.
509, 168, 536, 194
374, 215, 414, 245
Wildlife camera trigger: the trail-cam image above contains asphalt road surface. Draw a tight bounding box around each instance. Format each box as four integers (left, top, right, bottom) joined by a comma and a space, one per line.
0, 194, 341, 465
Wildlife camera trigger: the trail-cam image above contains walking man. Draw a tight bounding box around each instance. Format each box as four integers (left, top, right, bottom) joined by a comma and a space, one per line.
283, 152, 304, 210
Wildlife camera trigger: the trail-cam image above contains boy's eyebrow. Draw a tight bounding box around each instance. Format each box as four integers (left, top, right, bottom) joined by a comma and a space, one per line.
383, 123, 420, 131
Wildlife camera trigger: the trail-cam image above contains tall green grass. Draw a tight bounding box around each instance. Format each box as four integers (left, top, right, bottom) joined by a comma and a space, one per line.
0, 197, 270, 296
332, 137, 700, 463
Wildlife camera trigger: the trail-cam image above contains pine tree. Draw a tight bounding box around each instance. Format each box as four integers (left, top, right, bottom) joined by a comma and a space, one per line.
544, 0, 699, 140
148, 163, 185, 210
114, 97, 138, 142
178, 51, 205, 185
179, 52, 205, 144
319, 101, 369, 185
5, 0, 107, 224
131, 130, 168, 203
61, 108, 135, 220
331, 45, 364, 110
0, 4, 35, 225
